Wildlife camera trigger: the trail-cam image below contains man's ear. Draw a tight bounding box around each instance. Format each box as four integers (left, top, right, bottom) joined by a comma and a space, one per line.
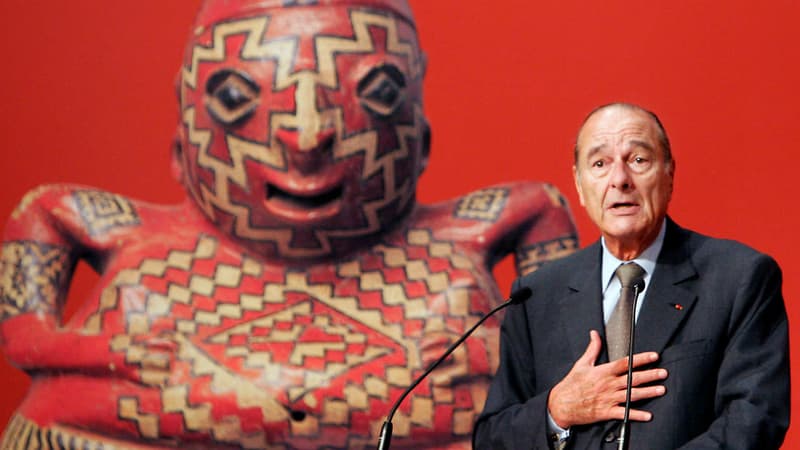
667, 158, 676, 197
573, 165, 586, 207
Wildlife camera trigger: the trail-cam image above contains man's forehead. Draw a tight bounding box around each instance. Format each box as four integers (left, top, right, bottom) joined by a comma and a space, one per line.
578, 107, 659, 152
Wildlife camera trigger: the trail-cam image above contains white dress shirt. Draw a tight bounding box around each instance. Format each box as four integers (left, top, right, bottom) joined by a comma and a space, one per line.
547, 219, 667, 443
600, 220, 666, 324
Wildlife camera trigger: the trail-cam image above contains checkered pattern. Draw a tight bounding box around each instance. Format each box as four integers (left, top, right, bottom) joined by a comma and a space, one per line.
73, 227, 491, 447
0, 241, 69, 321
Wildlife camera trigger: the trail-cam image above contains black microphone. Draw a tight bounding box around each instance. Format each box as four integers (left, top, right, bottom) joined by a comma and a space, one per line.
618, 277, 645, 450
376, 286, 533, 450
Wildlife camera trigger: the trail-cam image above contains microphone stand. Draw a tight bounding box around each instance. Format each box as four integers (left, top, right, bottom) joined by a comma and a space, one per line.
376, 287, 531, 450
618, 282, 643, 450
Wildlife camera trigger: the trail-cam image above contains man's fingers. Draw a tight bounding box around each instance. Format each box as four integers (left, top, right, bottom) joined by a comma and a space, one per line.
606, 406, 653, 422
607, 351, 660, 374
630, 385, 667, 402
631, 368, 668, 386
607, 352, 658, 375
631, 351, 660, 367
624, 408, 654, 422
577, 330, 603, 365
610, 384, 667, 405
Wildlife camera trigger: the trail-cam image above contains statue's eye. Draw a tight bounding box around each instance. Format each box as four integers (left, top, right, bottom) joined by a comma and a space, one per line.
205, 69, 260, 126
357, 65, 406, 118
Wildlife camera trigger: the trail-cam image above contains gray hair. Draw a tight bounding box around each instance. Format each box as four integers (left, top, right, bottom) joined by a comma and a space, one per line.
573, 102, 672, 167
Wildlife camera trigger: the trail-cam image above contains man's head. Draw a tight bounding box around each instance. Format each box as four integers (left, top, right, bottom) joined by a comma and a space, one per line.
573, 103, 675, 259
173, 0, 429, 260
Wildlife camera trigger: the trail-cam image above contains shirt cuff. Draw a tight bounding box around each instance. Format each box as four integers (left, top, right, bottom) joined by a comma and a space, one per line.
547, 409, 571, 443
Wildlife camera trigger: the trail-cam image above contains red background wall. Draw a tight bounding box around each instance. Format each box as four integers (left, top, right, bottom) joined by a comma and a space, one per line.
1, 0, 798, 446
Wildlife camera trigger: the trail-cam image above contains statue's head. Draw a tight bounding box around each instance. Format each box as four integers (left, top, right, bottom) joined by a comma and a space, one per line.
173, 0, 429, 260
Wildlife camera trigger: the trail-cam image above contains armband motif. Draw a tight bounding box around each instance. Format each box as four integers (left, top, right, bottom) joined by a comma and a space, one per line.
454, 188, 509, 222
0, 241, 70, 321
516, 235, 578, 275
73, 190, 140, 236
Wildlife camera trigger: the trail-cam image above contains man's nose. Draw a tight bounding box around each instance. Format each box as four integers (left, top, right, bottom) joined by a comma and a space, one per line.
275, 127, 335, 174
609, 161, 633, 190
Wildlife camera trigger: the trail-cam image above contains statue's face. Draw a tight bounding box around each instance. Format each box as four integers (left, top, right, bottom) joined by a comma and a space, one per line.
177, 4, 427, 259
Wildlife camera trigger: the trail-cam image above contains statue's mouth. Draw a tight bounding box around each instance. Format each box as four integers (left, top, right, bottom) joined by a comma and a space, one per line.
265, 182, 344, 221
268, 183, 343, 209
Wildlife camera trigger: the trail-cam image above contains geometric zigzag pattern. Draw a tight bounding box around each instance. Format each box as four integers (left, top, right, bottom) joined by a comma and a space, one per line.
78, 227, 487, 448
182, 11, 425, 259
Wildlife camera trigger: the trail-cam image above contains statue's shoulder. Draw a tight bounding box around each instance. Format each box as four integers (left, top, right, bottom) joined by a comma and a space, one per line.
412, 180, 576, 250
418, 180, 572, 227
5, 183, 175, 245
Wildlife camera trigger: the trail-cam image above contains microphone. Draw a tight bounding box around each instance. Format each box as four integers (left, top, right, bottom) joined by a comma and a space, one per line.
376, 286, 533, 450
618, 277, 645, 450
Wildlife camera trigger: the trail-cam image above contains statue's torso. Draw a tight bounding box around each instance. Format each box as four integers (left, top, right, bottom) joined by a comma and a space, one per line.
19, 215, 501, 449
3, 182, 579, 449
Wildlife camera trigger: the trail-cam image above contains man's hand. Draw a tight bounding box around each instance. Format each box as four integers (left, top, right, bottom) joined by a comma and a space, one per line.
547, 329, 668, 429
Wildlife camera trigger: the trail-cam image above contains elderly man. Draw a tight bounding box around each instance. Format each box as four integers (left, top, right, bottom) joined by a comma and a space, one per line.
474, 103, 789, 449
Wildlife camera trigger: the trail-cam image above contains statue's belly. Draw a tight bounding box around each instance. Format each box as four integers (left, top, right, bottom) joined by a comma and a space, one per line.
16, 235, 496, 448
21, 299, 485, 449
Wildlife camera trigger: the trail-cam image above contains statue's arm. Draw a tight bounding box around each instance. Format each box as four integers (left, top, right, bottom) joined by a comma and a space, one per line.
444, 181, 578, 276
0, 185, 135, 374
507, 182, 578, 276
411, 181, 577, 383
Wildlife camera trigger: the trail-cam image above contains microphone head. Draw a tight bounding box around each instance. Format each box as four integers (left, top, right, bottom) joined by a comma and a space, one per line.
508, 286, 532, 304
632, 278, 646, 292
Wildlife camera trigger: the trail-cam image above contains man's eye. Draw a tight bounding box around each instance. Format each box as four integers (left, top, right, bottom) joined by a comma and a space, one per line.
357, 64, 406, 118
630, 156, 652, 172
205, 69, 260, 126
592, 160, 605, 168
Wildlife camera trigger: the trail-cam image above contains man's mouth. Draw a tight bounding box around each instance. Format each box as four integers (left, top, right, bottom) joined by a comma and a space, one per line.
609, 201, 639, 213
265, 182, 344, 221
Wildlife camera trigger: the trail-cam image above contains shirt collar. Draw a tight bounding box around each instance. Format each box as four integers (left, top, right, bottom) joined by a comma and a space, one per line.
600, 219, 666, 292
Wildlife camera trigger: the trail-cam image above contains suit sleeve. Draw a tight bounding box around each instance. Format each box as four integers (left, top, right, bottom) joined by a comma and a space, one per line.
473, 278, 555, 450
678, 254, 790, 449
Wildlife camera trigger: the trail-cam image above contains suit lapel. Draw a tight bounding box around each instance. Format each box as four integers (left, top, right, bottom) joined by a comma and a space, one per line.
558, 241, 607, 361
634, 219, 698, 354
563, 221, 700, 446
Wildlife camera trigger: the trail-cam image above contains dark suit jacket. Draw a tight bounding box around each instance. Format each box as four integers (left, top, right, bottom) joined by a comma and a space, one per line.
474, 219, 789, 449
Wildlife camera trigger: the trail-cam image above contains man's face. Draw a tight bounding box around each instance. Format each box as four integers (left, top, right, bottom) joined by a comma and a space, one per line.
573, 106, 674, 255
176, 3, 427, 259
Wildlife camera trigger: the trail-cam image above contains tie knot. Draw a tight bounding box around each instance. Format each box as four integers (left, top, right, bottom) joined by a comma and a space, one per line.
615, 262, 646, 288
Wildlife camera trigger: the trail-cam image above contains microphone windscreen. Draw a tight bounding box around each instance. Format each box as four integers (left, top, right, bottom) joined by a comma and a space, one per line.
633, 278, 646, 292
508, 286, 532, 304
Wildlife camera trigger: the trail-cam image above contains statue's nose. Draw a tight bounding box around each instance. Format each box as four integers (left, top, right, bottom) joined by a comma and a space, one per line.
275, 127, 335, 174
